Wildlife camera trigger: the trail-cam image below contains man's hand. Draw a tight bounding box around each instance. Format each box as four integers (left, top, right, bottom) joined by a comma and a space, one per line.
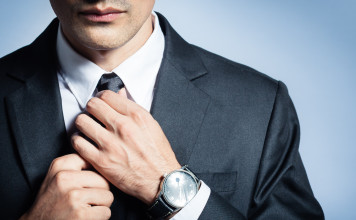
20, 154, 113, 220
72, 89, 181, 205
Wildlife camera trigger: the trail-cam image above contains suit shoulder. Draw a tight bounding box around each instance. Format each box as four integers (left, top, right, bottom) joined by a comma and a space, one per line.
191, 45, 279, 103
0, 45, 32, 75
193, 45, 277, 84
0, 46, 33, 97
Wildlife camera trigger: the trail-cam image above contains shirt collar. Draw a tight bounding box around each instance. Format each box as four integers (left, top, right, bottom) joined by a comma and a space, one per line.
56, 12, 165, 110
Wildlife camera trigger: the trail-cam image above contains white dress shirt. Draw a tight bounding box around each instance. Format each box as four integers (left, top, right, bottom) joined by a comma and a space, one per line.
56, 12, 210, 219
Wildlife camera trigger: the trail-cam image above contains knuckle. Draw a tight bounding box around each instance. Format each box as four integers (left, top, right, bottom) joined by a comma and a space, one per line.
103, 181, 111, 190
102, 207, 112, 219
107, 191, 114, 204
49, 154, 78, 175
100, 140, 112, 151
113, 115, 122, 127
67, 189, 81, 204
53, 171, 70, 191
92, 172, 110, 189
131, 110, 145, 122
55, 170, 68, 181
50, 157, 63, 171
119, 124, 131, 137
50, 156, 68, 172
103, 138, 112, 148
115, 119, 130, 134
95, 155, 112, 172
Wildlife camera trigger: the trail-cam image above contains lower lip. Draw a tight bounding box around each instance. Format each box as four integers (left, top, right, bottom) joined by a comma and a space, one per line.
81, 12, 121, 22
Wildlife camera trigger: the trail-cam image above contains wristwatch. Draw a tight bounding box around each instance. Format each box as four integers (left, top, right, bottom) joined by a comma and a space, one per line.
147, 165, 200, 219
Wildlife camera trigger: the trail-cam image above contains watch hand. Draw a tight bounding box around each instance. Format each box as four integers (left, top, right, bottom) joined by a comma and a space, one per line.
176, 177, 183, 201
183, 187, 188, 202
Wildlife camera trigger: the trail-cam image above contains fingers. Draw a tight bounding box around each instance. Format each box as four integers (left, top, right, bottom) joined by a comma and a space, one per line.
86, 97, 127, 131
97, 90, 146, 116
80, 188, 114, 207
96, 89, 152, 128
74, 114, 111, 149
48, 154, 91, 176
64, 170, 110, 190
67, 189, 112, 219
96, 87, 127, 98
68, 188, 113, 207
118, 87, 127, 98
71, 133, 100, 165
49, 170, 110, 192
86, 206, 112, 220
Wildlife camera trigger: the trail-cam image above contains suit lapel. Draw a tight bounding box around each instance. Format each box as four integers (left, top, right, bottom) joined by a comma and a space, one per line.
150, 14, 211, 165
150, 59, 210, 165
5, 19, 70, 191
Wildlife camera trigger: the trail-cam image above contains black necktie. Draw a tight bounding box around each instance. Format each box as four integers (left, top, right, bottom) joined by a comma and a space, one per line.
96, 72, 125, 93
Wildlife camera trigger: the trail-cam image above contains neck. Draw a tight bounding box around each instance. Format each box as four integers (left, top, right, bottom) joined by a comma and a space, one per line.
64, 14, 154, 72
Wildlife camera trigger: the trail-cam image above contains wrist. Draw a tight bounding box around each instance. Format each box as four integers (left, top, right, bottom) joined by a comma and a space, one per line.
140, 179, 162, 205
142, 164, 181, 205
146, 165, 200, 219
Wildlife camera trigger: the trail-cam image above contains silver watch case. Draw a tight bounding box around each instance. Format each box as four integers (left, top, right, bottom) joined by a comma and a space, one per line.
161, 166, 200, 209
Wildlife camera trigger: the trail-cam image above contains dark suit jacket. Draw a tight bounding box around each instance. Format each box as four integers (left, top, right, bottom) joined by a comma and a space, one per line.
0, 13, 324, 219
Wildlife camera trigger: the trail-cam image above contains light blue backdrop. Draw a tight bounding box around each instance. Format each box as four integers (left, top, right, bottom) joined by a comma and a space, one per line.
1, 1, 355, 219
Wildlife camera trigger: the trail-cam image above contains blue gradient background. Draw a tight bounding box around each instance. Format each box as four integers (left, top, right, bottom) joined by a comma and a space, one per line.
1, 1, 355, 219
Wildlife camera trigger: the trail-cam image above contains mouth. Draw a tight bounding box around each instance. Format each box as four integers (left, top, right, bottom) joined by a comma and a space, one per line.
79, 7, 125, 23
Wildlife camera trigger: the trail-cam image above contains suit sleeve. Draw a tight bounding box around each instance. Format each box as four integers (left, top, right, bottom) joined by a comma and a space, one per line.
198, 81, 324, 220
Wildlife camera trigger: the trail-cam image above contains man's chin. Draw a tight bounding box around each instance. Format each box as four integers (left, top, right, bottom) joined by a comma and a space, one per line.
73, 30, 126, 51
93, 37, 126, 49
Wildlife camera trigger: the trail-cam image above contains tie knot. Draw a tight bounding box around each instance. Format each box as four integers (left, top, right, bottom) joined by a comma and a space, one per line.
96, 72, 125, 93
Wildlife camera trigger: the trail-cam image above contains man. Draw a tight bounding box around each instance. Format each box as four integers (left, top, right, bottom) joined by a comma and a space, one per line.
0, 0, 324, 219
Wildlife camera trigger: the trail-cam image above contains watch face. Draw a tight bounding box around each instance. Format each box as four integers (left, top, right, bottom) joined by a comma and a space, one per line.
162, 170, 198, 208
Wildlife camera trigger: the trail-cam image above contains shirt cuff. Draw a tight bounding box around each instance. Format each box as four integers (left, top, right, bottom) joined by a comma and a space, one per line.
171, 181, 211, 220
